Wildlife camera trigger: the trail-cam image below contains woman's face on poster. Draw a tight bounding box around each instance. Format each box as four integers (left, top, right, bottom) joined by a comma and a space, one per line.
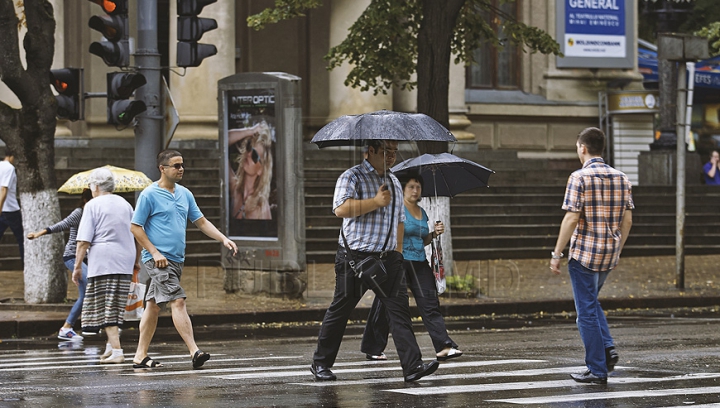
243, 139, 266, 176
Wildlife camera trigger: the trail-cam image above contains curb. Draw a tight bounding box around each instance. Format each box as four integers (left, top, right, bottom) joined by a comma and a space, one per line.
3, 296, 720, 339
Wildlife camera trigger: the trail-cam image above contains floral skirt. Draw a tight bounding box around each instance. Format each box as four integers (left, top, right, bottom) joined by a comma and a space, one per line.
81, 274, 131, 333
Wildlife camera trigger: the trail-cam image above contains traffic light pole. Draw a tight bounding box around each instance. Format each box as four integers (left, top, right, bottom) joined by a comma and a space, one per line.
134, 0, 163, 181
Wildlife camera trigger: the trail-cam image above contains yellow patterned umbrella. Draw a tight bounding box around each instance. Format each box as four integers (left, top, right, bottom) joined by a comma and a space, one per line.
58, 165, 153, 194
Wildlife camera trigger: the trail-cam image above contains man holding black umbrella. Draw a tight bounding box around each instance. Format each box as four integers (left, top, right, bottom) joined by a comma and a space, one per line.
311, 139, 440, 382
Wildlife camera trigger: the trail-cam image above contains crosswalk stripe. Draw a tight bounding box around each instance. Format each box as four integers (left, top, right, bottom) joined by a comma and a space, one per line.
293, 366, 588, 386
488, 386, 720, 404
389, 373, 720, 396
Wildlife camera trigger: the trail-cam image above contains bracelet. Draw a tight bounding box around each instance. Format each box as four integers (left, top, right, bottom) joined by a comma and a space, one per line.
551, 251, 564, 259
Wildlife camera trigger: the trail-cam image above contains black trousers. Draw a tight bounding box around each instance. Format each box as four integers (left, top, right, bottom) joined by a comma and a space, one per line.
0, 210, 23, 262
312, 250, 422, 375
361, 259, 457, 354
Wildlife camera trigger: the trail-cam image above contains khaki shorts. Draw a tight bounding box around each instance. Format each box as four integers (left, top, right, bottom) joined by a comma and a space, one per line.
144, 259, 186, 305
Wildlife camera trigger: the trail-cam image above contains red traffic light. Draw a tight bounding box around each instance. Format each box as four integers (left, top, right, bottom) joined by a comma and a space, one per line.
49, 68, 84, 121
89, 0, 127, 15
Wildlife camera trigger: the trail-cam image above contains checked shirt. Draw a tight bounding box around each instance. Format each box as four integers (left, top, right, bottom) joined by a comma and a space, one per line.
333, 160, 405, 253
562, 157, 634, 272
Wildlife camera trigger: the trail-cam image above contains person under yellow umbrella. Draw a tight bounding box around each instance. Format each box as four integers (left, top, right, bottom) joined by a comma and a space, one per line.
58, 165, 152, 194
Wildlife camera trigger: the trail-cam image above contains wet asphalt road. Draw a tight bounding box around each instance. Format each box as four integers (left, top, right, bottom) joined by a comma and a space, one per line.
1, 315, 720, 407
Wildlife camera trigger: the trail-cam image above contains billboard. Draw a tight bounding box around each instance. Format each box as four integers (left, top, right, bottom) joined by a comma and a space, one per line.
556, 0, 634, 69
225, 88, 278, 240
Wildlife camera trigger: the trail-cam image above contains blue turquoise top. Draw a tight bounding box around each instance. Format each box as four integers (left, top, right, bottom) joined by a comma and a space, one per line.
402, 206, 429, 262
132, 182, 204, 263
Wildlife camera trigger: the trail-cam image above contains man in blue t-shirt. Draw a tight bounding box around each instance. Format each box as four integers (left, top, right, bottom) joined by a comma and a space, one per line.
704, 150, 720, 185
131, 150, 238, 370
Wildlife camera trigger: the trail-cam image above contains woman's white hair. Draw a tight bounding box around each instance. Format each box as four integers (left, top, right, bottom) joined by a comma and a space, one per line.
88, 168, 115, 193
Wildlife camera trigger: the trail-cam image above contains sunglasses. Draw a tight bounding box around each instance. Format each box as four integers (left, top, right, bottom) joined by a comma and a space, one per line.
162, 163, 185, 170
246, 139, 262, 164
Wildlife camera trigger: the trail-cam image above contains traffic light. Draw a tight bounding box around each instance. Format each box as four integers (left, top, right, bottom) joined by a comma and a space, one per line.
107, 72, 147, 126
49, 68, 84, 121
177, 0, 218, 68
88, 0, 129, 67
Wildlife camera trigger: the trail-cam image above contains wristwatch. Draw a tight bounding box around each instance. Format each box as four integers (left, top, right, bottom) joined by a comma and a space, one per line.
551, 251, 564, 259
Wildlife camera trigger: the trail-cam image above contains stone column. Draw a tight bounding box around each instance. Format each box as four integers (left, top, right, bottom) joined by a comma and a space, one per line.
448, 57, 473, 142
327, 0, 391, 119
170, 1, 235, 140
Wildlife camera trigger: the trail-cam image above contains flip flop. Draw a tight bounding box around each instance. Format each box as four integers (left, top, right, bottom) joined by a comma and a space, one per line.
366, 353, 387, 361
192, 350, 211, 369
436, 348, 463, 361
133, 356, 163, 368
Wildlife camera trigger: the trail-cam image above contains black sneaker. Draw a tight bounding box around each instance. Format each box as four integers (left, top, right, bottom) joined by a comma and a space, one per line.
606, 347, 619, 372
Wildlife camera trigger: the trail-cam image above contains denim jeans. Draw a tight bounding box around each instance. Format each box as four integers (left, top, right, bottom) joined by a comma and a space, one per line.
568, 258, 614, 378
0, 210, 24, 262
64, 258, 87, 327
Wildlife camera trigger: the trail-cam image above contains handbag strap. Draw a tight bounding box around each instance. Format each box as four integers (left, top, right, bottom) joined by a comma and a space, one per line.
340, 179, 397, 270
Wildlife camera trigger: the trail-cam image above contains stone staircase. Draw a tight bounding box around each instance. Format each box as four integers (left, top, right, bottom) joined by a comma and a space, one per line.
0, 142, 223, 271
3, 142, 719, 270
303, 148, 720, 264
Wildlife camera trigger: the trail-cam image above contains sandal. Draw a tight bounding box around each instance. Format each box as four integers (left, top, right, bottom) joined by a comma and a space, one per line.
365, 353, 387, 361
436, 347, 463, 361
133, 356, 163, 369
192, 350, 210, 369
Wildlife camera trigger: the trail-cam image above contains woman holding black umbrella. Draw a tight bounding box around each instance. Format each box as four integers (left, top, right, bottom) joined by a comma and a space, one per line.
361, 172, 463, 361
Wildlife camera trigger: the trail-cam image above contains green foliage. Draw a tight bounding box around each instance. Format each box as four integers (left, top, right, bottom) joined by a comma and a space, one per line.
248, 0, 560, 95
325, 0, 421, 94
695, 22, 720, 57
247, 0, 321, 31
453, 1, 562, 66
446, 274, 474, 292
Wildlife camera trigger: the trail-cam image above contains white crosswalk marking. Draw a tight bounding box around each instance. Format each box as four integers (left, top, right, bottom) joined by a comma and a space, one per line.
4, 347, 720, 406
488, 386, 720, 404
389, 373, 720, 396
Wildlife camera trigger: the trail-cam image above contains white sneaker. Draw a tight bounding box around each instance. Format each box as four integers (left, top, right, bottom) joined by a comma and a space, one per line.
99, 350, 125, 364
58, 328, 83, 342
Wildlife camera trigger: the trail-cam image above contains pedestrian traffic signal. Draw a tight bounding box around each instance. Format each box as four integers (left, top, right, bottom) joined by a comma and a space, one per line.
89, 0, 129, 67
50, 68, 84, 121
177, 0, 218, 68
107, 72, 147, 126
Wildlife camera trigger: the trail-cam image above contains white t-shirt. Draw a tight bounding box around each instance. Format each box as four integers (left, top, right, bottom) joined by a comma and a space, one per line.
0, 160, 20, 212
76, 194, 135, 278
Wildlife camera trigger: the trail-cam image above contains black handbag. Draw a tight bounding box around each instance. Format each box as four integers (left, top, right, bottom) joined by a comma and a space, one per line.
340, 183, 396, 289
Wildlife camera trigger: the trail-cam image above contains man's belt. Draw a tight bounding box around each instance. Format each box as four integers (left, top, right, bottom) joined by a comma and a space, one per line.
338, 246, 391, 259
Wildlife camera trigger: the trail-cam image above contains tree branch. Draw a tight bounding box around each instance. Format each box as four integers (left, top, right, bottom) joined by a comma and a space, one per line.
0, 0, 27, 99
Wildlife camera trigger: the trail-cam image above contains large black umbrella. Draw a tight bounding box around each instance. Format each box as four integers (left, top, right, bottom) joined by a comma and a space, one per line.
391, 153, 495, 198
311, 110, 457, 148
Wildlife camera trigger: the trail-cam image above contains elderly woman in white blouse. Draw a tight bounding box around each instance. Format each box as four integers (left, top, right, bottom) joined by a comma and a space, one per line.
73, 168, 141, 364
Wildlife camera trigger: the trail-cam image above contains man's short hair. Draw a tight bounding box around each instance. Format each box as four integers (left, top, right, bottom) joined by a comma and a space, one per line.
365, 140, 384, 153
3, 147, 14, 158
577, 127, 605, 156
157, 150, 182, 167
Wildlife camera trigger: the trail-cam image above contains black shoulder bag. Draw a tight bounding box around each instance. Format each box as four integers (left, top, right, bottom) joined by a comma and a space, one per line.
340, 185, 395, 289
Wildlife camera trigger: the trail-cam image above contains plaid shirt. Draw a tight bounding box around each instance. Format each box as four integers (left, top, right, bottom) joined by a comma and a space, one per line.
562, 157, 634, 272
333, 160, 405, 252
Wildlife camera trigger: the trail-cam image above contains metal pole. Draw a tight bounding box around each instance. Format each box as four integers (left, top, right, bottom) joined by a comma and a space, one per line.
134, 0, 163, 180
675, 63, 687, 290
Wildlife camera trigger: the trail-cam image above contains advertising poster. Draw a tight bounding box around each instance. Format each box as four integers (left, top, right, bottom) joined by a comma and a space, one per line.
563, 0, 625, 58
225, 88, 278, 240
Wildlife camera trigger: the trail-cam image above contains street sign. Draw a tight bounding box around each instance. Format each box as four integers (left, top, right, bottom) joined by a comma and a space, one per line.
162, 77, 180, 149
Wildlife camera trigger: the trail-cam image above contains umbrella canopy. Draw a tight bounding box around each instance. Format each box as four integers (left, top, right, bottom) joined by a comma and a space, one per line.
391, 153, 494, 198
58, 165, 153, 194
311, 110, 457, 148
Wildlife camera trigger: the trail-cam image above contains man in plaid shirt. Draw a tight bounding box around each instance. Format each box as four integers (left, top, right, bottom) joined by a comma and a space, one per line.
550, 127, 634, 385
311, 140, 439, 383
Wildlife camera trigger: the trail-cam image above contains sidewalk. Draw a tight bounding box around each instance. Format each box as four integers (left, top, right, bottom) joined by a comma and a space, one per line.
3, 254, 720, 338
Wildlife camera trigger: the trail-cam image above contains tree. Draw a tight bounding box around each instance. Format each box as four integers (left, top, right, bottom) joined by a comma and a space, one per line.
696, 22, 720, 56
0, 0, 67, 303
248, 0, 560, 153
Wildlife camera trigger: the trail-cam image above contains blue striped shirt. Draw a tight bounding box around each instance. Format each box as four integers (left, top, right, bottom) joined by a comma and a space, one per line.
333, 160, 405, 252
